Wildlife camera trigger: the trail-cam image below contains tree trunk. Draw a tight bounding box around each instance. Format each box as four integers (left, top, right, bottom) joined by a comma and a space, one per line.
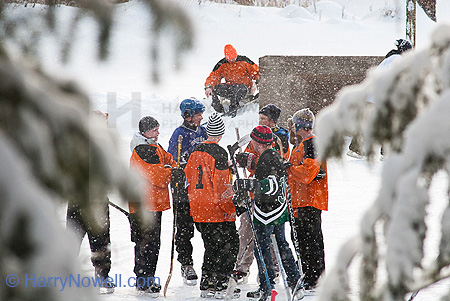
406, 0, 416, 47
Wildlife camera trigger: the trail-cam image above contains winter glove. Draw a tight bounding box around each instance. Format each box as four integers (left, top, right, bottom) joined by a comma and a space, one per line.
232, 192, 247, 217
235, 152, 256, 170
233, 178, 260, 194
178, 154, 189, 167
282, 160, 293, 171
314, 168, 326, 180
171, 167, 186, 184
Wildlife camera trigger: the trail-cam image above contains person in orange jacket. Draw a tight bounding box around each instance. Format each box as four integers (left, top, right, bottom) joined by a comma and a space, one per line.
184, 113, 238, 298
204, 44, 259, 114
128, 116, 183, 296
286, 108, 328, 292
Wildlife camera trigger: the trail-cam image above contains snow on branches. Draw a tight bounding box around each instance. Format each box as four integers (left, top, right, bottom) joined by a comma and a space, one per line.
316, 24, 450, 300
0, 0, 193, 81
0, 48, 143, 300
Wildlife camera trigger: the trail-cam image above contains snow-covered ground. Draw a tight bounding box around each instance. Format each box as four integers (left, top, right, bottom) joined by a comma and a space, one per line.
35, 0, 450, 300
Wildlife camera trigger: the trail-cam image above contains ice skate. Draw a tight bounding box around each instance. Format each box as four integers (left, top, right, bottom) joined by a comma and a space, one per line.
200, 275, 216, 298
95, 267, 115, 294
232, 270, 249, 284
181, 265, 198, 286
136, 283, 161, 298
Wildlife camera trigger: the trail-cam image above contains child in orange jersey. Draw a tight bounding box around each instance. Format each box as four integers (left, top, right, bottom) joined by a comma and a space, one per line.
185, 113, 238, 298
287, 108, 328, 293
128, 116, 181, 296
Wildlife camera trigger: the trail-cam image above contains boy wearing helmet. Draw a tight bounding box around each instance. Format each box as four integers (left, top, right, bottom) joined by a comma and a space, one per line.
204, 44, 259, 114
167, 97, 208, 285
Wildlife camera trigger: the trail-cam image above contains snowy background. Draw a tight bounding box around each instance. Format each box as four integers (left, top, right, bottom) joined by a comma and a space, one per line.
9, 0, 450, 300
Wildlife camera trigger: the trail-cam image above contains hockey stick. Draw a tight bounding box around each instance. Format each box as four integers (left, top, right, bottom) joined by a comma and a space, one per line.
276, 137, 306, 300
408, 290, 420, 301
277, 137, 303, 273
163, 135, 183, 296
225, 130, 253, 300
228, 134, 252, 155
235, 127, 248, 178
270, 234, 292, 300
228, 143, 273, 300
284, 181, 306, 301
108, 200, 129, 217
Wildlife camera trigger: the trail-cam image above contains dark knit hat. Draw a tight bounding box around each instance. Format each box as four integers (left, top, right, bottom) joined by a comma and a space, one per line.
139, 116, 159, 134
206, 113, 225, 137
395, 39, 412, 53
259, 104, 281, 123
292, 108, 315, 131
251, 125, 273, 145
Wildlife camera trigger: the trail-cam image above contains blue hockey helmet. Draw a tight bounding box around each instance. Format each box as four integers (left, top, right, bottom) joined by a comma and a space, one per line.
180, 97, 206, 118
395, 39, 412, 53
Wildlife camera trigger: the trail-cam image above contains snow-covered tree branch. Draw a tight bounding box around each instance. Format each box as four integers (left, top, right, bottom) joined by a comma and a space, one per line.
0, 0, 193, 300
316, 24, 450, 300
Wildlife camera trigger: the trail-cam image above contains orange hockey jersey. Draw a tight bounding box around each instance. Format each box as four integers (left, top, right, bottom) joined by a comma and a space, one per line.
185, 141, 236, 223
287, 135, 328, 211
129, 133, 176, 213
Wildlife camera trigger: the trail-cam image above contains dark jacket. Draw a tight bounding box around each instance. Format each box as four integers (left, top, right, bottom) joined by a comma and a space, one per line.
253, 149, 289, 225
168, 121, 208, 166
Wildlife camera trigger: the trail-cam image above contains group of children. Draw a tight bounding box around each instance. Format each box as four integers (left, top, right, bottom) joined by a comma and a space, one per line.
66, 98, 329, 300
126, 98, 329, 300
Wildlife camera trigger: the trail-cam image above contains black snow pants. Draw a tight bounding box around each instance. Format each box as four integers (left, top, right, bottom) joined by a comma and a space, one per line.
195, 221, 239, 283
172, 183, 195, 267
212, 83, 248, 113
293, 206, 325, 289
129, 211, 162, 280
66, 201, 111, 277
